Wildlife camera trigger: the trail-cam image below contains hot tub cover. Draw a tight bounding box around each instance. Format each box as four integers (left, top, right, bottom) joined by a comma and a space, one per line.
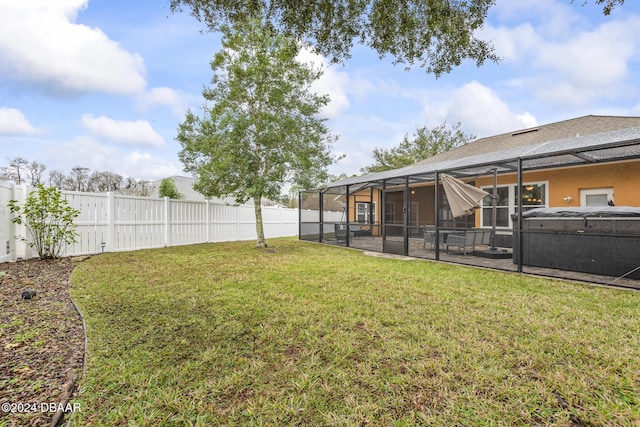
521, 206, 640, 218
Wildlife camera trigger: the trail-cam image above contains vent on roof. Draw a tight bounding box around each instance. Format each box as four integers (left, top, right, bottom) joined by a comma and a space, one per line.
512, 128, 539, 136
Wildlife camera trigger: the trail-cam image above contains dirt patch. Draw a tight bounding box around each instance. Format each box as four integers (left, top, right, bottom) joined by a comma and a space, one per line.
0, 258, 84, 427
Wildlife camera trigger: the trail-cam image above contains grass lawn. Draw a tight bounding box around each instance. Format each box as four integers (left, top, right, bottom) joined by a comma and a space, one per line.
69, 238, 640, 426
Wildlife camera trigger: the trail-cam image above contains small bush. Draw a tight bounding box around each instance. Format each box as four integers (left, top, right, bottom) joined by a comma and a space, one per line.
158, 178, 181, 199
8, 185, 80, 259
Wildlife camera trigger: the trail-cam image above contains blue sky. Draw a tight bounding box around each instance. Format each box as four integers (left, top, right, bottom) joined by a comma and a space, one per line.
1, 0, 640, 184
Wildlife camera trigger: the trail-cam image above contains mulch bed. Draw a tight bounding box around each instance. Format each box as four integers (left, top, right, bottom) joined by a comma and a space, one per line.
0, 258, 84, 427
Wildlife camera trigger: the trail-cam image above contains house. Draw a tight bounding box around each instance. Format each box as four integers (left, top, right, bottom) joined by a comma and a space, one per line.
150, 176, 216, 201
313, 115, 640, 230
300, 115, 640, 281
151, 176, 286, 207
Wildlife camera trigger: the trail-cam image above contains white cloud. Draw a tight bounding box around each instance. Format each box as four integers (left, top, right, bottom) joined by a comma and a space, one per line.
490, 0, 579, 38
43, 136, 181, 180
481, 23, 539, 63
44, 136, 119, 172
483, 2, 640, 108
296, 48, 355, 119
135, 87, 199, 118
0, 107, 37, 135
533, 17, 640, 106
0, 0, 146, 95
122, 151, 182, 180
82, 114, 165, 147
423, 81, 538, 137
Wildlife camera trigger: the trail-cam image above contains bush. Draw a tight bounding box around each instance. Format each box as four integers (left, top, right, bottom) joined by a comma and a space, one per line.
8, 185, 80, 259
158, 178, 181, 199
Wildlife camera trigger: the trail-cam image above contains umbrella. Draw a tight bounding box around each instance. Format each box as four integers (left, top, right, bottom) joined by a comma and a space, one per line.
440, 173, 490, 218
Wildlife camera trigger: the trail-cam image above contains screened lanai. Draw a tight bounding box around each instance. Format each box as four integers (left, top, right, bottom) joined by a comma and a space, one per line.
299, 126, 640, 289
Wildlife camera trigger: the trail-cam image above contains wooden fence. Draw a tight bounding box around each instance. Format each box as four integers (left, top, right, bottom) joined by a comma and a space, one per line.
0, 182, 314, 262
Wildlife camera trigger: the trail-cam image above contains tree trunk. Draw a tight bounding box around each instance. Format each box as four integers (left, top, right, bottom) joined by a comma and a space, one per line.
254, 196, 267, 248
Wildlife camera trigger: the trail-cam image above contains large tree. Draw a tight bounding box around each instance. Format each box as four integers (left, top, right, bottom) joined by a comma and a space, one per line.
361, 121, 475, 173
176, 18, 336, 248
170, 0, 624, 77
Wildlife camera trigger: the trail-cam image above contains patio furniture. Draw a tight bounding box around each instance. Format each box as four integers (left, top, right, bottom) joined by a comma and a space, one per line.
350, 223, 373, 238
446, 229, 490, 255
424, 227, 466, 249
423, 227, 438, 249
335, 224, 347, 242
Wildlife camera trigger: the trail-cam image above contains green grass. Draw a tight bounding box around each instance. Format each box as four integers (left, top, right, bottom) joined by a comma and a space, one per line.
69, 238, 640, 426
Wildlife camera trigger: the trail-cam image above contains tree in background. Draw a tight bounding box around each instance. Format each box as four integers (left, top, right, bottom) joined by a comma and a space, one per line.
2, 157, 48, 186
1, 158, 152, 196
48, 170, 68, 189
88, 171, 124, 193
158, 178, 182, 199
26, 161, 47, 186
171, 0, 623, 77
69, 166, 91, 192
120, 177, 153, 197
1, 157, 29, 184
177, 18, 336, 248
361, 122, 475, 174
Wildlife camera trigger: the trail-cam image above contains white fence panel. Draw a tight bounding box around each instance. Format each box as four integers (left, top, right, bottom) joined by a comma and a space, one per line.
169, 200, 208, 246
10, 185, 36, 260
63, 191, 109, 255
113, 195, 165, 252
208, 203, 257, 242
0, 184, 318, 261
262, 206, 298, 238
300, 209, 342, 223
0, 182, 15, 262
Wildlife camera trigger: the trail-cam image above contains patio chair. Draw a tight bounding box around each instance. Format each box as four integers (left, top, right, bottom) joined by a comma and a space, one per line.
423, 226, 437, 249
335, 224, 347, 242
446, 230, 488, 255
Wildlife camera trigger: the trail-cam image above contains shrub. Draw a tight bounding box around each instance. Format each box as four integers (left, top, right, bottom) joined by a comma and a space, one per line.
8, 185, 80, 259
158, 178, 181, 199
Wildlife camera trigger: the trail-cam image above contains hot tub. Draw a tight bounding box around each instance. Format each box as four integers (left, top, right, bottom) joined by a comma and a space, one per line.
512, 207, 640, 279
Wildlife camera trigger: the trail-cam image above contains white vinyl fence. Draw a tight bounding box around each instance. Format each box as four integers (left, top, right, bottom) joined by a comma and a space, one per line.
0, 182, 305, 262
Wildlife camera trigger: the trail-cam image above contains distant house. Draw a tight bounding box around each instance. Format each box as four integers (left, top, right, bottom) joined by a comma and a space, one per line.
150, 176, 212, 201
150, 175, 285, 207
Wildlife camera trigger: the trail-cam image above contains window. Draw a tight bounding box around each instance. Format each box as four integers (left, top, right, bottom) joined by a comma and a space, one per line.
482, 186, 509, 228
481, 182, 548, 228
356, 202, 376, 223
519, 183, 547, 213
580, 188, 613, 206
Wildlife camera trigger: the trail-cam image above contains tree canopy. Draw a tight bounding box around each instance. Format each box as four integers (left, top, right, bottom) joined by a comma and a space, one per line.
361, 122, 475, 173
176, 18, 336, 247
171, 0, 624, 77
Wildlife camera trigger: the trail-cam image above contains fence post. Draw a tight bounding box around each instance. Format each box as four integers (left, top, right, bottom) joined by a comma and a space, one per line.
106, 192, 116, 252
205, 198, 210, 243
237, 204, 242, 240
6, 182, 17, 262
14, 184, 30, 260
164, 197, 170, 247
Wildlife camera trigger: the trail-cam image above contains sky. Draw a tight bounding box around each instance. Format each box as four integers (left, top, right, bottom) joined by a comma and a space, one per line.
1, 0, 640, 185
